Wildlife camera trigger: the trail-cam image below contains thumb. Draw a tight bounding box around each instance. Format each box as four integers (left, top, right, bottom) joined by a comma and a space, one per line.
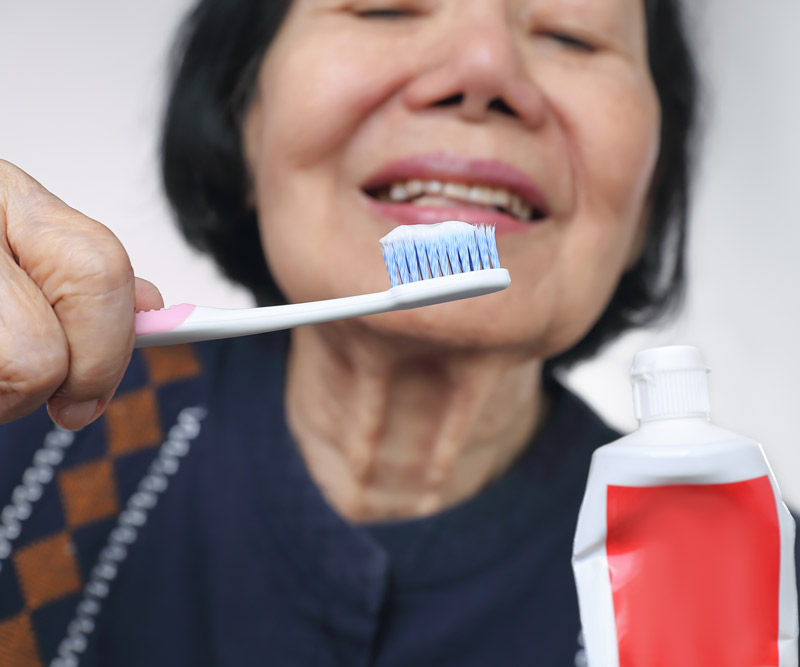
134, 277, 165, 312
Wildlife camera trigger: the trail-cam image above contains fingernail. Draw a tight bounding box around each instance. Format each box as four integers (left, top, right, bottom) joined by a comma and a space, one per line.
55, 399, 101, 431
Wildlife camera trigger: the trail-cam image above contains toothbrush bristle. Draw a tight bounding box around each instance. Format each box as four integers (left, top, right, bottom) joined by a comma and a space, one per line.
379, 221, 500, 287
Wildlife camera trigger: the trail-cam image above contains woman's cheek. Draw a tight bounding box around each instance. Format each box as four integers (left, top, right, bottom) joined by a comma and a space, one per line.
587, 84, 660, 220
256, 32, 411, 169
540, 63, 660, 217
525, 72, 660, 350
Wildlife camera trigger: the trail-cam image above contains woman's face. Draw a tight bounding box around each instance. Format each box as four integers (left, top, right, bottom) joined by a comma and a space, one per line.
243, 0, 660, 356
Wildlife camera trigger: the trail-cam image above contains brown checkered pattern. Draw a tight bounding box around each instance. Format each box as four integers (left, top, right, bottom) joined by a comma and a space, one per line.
14, 533, 82, 612
0, 613, 41, 666
0, 344, 202, 666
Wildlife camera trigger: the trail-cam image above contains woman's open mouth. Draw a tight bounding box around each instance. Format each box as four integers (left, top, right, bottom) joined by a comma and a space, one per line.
367, 179, 547, 222
361, 153, 550, 234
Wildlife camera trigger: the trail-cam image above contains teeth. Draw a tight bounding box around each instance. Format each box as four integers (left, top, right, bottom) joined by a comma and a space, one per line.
510, 195, 524, 219
425, 180, 443, 194
442, 182, 470, 200
414, 195, 453, 207
379, 179, 539, 221
406, 179, 424, 197
389, 183, 408, 201
468, 186, 493, 206
492, 189, 511, 208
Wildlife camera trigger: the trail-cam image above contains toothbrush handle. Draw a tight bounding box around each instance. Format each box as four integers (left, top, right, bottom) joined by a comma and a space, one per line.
134, 269, 510, 348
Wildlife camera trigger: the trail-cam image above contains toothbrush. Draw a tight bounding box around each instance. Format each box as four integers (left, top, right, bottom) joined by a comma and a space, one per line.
134, 220, 511, 348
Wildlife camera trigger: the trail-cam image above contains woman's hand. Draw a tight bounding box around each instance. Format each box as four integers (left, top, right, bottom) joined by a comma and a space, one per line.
0, 159, 163, 430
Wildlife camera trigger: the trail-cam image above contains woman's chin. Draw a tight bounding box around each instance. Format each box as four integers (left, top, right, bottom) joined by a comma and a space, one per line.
346, 298, 540, 355
332, 289, 599, 363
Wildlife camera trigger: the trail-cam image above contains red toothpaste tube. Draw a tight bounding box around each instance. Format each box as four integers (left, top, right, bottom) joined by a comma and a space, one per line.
572, 346, 798, 666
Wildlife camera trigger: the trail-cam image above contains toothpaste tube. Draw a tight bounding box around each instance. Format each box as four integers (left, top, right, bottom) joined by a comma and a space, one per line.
572, 345, 798, 666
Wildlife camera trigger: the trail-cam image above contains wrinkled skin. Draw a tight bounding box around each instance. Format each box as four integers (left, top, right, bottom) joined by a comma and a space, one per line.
0, 160, 162, 430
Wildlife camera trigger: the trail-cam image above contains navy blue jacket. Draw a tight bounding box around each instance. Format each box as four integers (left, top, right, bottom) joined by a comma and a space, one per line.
0, 332, 797, 666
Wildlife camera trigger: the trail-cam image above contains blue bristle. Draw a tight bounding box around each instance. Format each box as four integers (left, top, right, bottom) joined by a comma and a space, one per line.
418, 241, 432, 279
380, 222, 500, 286
468, 228, 481, 270
406, 239, 421, 282
448, 232, 463, 273
486, 226, 499, 269
397, 242, 412, 285
456, 229, 472, 272
382, 243, 399, 287
413, 240, 426, 279
476, 226, 491, 269
437, 232, 450, 276
426, 238, 441, 278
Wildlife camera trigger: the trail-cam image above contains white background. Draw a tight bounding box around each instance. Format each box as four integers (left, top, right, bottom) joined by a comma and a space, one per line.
1, 1, 798, 508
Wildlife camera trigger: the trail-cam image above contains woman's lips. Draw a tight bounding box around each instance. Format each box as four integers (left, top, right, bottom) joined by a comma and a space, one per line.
365, 198, 531, 237
361, 152, 550, 220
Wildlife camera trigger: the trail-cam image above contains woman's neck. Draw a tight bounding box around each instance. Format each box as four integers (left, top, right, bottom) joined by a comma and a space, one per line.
286, 324, 545, 522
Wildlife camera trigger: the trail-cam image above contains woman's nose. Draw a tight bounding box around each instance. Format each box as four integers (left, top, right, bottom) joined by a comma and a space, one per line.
403, 8, 546, 128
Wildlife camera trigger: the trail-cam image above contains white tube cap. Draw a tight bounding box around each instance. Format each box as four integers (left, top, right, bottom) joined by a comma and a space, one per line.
630, 345, 711, 422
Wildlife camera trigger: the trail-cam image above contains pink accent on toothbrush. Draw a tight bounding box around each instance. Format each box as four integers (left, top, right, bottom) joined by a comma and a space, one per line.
135, 304, 196, 335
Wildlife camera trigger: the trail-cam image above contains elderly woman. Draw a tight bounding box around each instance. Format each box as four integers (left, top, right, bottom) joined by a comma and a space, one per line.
0, 0, 796, 666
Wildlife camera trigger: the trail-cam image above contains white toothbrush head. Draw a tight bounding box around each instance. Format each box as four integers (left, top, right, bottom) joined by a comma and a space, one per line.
379, 220, 501, 287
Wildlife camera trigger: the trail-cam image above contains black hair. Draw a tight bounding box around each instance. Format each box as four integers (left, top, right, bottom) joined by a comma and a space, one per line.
162, 0, 291, 305
161, 0, 698, 368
